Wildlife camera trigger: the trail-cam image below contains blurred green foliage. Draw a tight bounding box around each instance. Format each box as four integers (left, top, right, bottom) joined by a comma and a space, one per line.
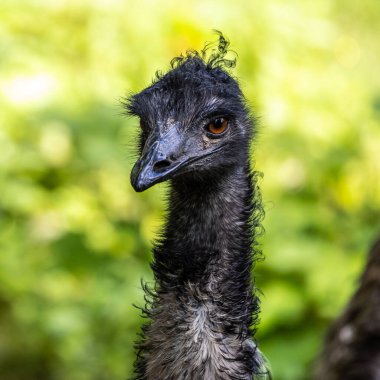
0, 1, 379, 379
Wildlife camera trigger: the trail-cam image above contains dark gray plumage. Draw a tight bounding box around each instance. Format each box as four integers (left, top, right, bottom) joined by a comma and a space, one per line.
125, 33, 271, 380
315, 236, 380, 380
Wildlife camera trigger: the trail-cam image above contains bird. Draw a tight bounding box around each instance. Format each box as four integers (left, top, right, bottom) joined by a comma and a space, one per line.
314, 235, 380, 380
124, 32, 271, 380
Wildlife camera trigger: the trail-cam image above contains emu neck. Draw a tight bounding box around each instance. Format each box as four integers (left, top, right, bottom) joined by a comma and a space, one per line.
139, 164, 263, 379
154, 164, 255, 291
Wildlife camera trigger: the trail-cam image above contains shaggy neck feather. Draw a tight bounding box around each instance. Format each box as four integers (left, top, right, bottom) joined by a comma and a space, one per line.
133, 161, 264, 380
155, 164, 255, 298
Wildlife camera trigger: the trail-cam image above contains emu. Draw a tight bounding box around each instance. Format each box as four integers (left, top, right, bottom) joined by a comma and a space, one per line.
315, 236, 380, 380
125, 33, 270, 380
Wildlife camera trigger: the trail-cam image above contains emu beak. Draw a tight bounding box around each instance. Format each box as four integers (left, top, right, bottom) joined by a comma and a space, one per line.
130, 127, 184, 192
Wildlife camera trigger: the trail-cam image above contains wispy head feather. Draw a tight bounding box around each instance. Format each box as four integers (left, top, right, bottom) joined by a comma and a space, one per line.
153, 31, 237, 83
172, 31, 236, 69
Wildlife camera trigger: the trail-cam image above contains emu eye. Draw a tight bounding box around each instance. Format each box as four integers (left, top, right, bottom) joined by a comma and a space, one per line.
206, 118, 229, 135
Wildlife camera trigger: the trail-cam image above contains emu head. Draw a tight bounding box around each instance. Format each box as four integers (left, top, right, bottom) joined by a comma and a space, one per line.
125, 34, 254, 192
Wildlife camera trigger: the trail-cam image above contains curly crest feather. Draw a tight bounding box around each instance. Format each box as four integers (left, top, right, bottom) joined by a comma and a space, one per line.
153, 31, 237, 83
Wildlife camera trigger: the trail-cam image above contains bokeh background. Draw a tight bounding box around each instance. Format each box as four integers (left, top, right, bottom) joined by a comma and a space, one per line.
1, 1, 380, 379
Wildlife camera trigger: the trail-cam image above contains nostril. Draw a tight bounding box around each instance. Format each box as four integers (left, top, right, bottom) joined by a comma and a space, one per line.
153, 159, 172, 172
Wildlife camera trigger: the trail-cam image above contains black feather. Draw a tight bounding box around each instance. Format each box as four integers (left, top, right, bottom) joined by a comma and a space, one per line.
124, 32, 270, 380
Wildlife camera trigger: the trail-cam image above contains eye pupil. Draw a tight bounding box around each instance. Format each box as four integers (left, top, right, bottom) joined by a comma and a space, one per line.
207, 117, 228, 135
215, 119, 222, 128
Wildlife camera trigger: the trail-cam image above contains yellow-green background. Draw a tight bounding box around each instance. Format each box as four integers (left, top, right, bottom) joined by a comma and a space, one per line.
1, 1, 379, 379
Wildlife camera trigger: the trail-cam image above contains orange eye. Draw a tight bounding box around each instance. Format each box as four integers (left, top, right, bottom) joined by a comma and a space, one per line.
206, 118, 229, 135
